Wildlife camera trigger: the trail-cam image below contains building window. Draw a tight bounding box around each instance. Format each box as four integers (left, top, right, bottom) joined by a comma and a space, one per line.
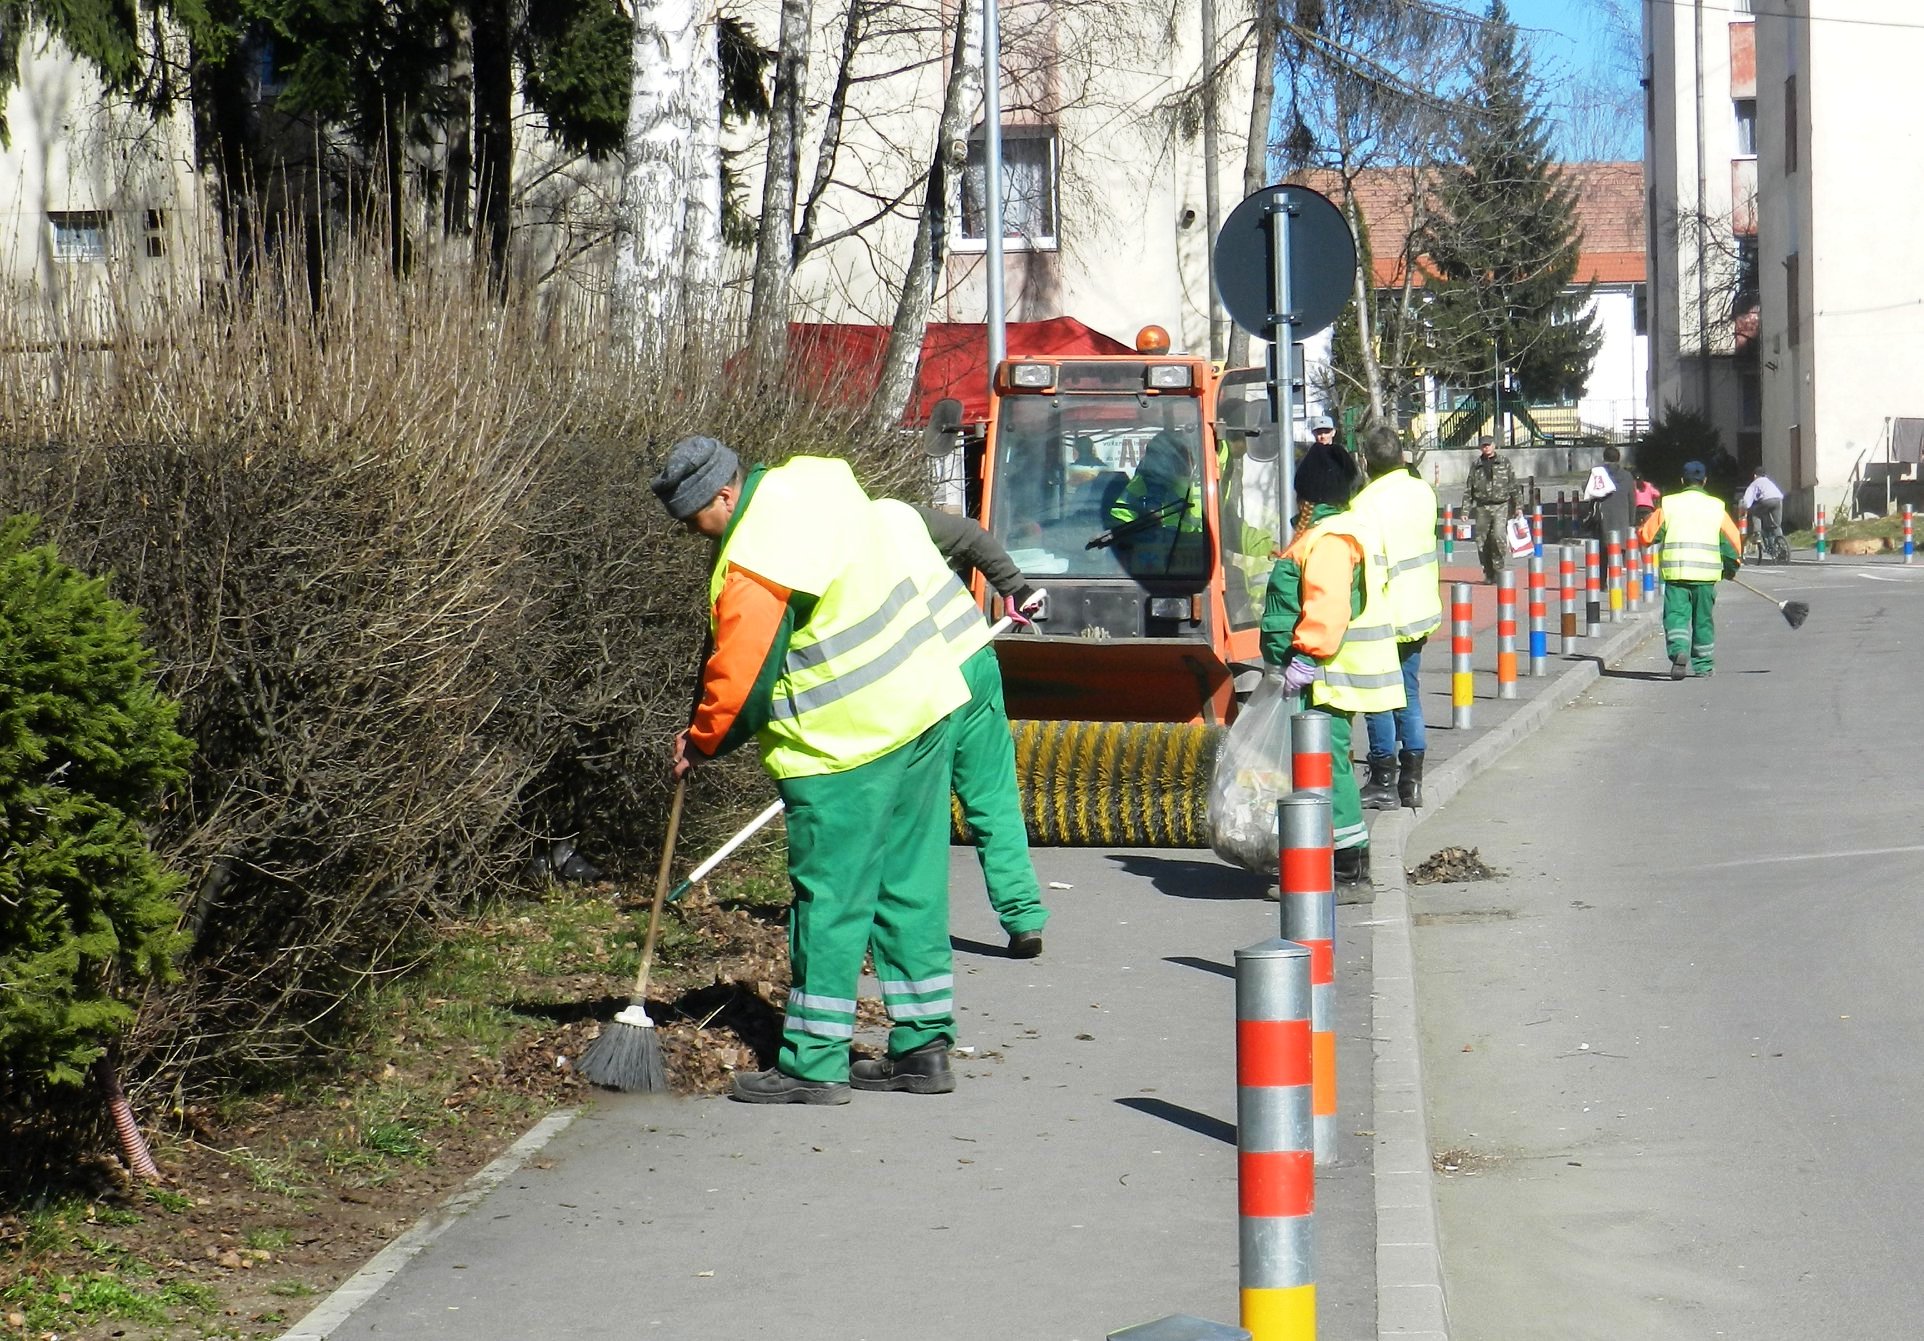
1632, 283, 1647, 337
1785, 251, 1801, 348
49, 211, 108, 262
144, 208, 167, 258
1784, 74, 1798, 173
1733, 98, 1757, 156
959, 126, 1059, 252
1732, 0, 1753, 12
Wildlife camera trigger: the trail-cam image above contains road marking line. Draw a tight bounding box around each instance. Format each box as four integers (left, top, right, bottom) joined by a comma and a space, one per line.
1698, 843, 1924, 870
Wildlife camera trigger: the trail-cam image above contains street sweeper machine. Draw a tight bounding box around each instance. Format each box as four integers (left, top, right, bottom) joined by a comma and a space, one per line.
927, 328, 1287, 846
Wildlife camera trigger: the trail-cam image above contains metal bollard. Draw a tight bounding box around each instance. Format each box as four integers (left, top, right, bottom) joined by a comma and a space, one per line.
1235, 939, 1317, 1340
1527, 553, 1548, 675
1495, 570, 1517, 700
1605, 529, 1624, 622
1906, 505, 1915, 564
1739, 512, 1749, 549
1815, 505, 1828, 561
1554, 490, 1568, 542
1644, 540, 1659, 600
1450, 582, 1473, 730
1530, 503, 1543, 558
1441, 505, 1454, 562
1584, 539, 1602, 637
1290, 711, 1334, 798
1279, 793, 1336, 1167
1559, 543, 1579, 654
1625, 531, 1643, 612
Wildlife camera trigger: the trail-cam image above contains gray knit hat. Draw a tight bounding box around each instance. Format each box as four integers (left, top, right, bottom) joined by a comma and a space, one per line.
652, 436, 741, 520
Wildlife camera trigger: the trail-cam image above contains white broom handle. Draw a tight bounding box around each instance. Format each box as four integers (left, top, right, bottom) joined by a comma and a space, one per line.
675, 604, 1034, 889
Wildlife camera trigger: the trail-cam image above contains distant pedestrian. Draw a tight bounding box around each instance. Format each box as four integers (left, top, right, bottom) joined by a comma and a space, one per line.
1739, 466, 1787, 561
1636, 460, 1743, 680
1349, 428, 1440, 812
1632, 474, 1661, 526
1463, 436, 1522, 583
1582, 445, 1636, 542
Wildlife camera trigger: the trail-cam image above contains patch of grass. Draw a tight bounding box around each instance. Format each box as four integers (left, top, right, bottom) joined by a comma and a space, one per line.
362, 1120, 431, 1161
88, 1205, 142, 1227
223, 1146, 311, 1198
242, 1226, 293, 1252
0, 1270, 215, 1330
146, 1186, 194, 1213
269, 1280, 319, 1299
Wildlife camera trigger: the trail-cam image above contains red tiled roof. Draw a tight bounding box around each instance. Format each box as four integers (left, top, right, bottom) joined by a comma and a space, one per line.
1294, 161, 1646, 289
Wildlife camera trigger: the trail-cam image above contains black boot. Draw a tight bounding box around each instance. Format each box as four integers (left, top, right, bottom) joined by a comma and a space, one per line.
1398, 750, 1425, 809
1359, 755, 1399, 810
1334, 846, 1372, 903
849, 1041, 956, 1094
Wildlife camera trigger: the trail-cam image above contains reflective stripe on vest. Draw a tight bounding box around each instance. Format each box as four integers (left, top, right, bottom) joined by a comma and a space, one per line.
1658, 488, 1728, 583
871, 499, 992, 662
1309, 512, 1406, 713
710, 459, 969, 778
1351, 470, 1443, 640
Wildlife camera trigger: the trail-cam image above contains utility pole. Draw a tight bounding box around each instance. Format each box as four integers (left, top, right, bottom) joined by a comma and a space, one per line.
983, 0, 1008, 373
1200, 0, 1224, 360
1692, 0, 1711, 413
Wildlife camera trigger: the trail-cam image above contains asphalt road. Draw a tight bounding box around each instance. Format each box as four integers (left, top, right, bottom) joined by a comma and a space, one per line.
1409, 559, 1924, 1340
308, 844, 1380, 1341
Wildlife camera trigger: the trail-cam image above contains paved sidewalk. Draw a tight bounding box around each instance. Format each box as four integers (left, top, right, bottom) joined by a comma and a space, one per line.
282, 571, 1664, 1341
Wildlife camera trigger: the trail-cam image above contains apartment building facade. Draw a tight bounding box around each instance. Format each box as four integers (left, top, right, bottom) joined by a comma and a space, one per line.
1647, 0, 1924, 521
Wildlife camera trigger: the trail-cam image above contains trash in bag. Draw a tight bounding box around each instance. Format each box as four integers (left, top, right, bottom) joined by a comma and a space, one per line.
1207, 671, 1296, 873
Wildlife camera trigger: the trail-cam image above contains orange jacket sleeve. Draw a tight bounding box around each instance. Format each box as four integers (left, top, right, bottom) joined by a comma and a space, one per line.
1294, 532, 1364, 661
1636, 506, 1665, 550
1719, 512, 1744, 556
687, 566, 792, 756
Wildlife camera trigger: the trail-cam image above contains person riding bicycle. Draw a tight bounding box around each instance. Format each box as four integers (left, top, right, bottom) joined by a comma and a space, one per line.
1739, 466, 1788, 562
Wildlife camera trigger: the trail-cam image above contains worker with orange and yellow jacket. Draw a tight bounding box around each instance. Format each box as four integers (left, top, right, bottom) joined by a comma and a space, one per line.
1258, 449, 1404, 895
1636, 459, 1743, 679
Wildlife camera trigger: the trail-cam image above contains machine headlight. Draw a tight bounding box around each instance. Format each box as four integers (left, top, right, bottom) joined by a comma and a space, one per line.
1148, 596, 1194, 621
1008, 363, 1056, 389
1144, 364, 1194, 389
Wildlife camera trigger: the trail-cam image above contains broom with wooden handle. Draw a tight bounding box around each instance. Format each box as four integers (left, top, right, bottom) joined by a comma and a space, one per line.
1730, 573, 1810, 629
576, 775, 685, 1092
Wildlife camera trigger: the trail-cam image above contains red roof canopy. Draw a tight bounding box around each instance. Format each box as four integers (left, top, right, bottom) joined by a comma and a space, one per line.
786, 316, 1134, 424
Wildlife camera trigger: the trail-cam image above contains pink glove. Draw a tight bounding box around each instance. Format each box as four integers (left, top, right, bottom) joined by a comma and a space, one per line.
1281, 658, 1319, 693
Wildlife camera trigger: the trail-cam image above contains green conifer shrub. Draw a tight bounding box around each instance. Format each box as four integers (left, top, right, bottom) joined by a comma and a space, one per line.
0, 514, 193, 1089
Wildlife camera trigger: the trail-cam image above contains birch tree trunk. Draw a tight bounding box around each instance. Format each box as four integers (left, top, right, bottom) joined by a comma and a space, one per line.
863, 0, 979, 438
745, 0, 813, 372
1225, 0, 1277, 370
612, 0, 701, 359
681, 12, 725, 338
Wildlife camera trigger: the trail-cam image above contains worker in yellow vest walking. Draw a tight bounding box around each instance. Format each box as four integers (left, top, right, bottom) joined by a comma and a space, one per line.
655, 438, 970, 1104
1348, 427, 1441, 810
1636, 459, 1744, 679
1259, 450, 1404, 894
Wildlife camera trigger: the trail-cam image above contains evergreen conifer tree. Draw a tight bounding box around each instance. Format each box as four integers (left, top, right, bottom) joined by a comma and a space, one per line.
1419, 0, 1600, 407
0, 515, 193, 1090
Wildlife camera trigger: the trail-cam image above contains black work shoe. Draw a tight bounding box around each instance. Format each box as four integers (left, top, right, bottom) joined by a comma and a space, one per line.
1334, 847, 1372, 904
1359, 756, 1398, 810
1397, 750, 1425, 810
1007, 930, 1044, 958
1669, 650, 1689, 680
850, 1042, 956, 1094
729, 1069, 851, 1105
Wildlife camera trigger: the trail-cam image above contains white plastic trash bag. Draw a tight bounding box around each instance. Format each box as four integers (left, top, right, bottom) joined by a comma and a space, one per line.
1207, 671, 1296, 873
1505, 514, 1533, 556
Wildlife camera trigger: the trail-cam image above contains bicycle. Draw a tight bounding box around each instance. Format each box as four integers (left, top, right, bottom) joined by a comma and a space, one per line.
1742, 517, 1792, 565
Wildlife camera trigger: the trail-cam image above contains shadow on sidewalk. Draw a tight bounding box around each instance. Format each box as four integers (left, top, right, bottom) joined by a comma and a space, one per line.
1106, 854, 1269, 901
1115, 1096, 1236, 1145
1164, 955, 1234, 979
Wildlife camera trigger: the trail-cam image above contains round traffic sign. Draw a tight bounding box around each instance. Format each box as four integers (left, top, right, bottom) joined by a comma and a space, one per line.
1212, 185, 1357, 339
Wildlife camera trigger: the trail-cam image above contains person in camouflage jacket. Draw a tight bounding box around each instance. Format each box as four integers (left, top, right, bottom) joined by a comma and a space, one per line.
1463, 436, 1523, 583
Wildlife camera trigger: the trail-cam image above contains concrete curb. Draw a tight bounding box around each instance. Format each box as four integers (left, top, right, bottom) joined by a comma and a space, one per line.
276, 1107, 581, 1341
1369, 614, 1658, 1341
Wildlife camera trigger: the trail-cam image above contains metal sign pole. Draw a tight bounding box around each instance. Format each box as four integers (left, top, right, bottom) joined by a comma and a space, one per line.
1267, 193, 1297, 547
983, 0, 1008, 372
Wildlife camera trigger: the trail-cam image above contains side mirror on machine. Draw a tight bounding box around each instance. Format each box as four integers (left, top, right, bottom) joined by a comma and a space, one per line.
1216, 420, 1280, 463
923, 397, 966, 458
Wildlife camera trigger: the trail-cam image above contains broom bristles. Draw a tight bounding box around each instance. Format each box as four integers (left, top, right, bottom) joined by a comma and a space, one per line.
576, 1004, 669, 1093
1782, 600, 1810, 629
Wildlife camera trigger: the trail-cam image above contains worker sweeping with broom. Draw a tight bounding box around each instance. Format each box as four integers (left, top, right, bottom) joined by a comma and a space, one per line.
1637, 459, 1745, 679
649, 436, 971, 1104
1259, 442, 1403, 896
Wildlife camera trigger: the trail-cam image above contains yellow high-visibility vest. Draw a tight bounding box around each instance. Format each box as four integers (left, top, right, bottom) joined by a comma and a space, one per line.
1657, 488, 1729, 583
1350, 469, 1443, 641
1309, 512, 1406, 714
871, 499, 992, 662
711, 457, 968, 778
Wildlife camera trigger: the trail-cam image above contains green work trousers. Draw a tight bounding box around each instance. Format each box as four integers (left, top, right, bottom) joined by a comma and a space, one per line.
953, 646, 1047, 937
1663, 580, 1718, 673
1307, 705, 1369, 852
775, 717, 956, 1082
